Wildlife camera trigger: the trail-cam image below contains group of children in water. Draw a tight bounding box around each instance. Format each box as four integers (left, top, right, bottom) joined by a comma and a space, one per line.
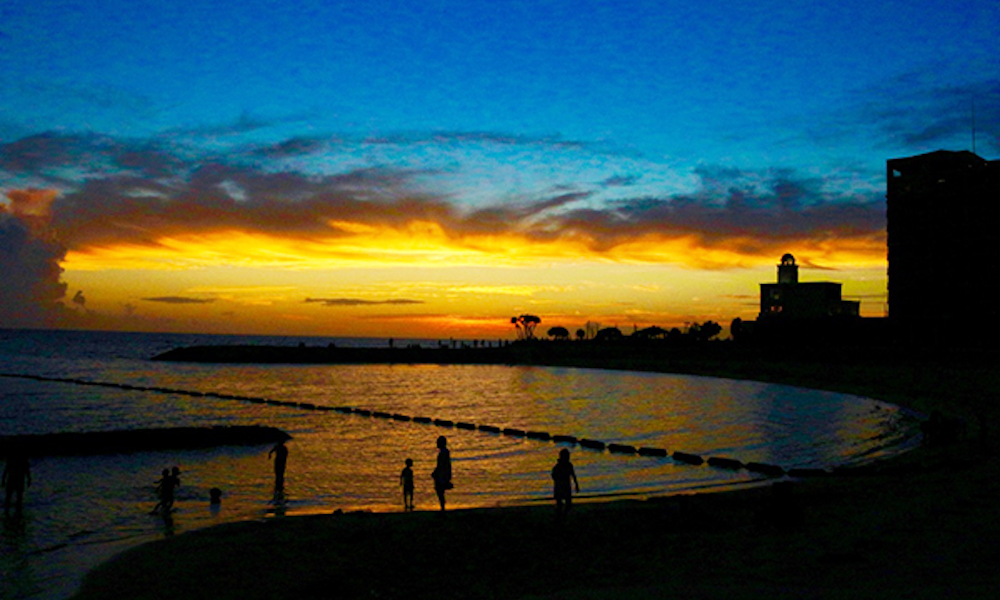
147, 435, 581, 516
149, 466, 182, 515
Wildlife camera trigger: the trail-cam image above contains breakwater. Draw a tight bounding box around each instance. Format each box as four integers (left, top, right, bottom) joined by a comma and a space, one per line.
151, 344, 513, 364
1, 372, 809, 479
0, 425, 290, 457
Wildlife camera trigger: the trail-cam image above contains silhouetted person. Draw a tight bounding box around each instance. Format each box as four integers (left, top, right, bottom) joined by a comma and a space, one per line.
269, 440, 288, 491
150, 468, 171, 514
400, 458, 415, 511
431, 436, 452, 511
2, 448, 31, 517
165, 467, 181, 512
552, 448, 579, 517
150, 466, 180, 514
209, 487, 223, 516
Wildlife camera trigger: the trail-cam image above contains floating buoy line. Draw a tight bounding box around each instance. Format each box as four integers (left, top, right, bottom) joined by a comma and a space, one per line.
1, 372, 830, 479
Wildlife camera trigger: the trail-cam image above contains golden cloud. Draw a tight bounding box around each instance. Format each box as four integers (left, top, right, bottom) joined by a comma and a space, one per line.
62, 220, 886, 273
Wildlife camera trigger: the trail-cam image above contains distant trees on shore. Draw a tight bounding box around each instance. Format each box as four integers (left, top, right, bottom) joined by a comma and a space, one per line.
532, 319, 724, 344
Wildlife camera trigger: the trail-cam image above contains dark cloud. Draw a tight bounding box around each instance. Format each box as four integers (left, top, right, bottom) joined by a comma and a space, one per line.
44, 151, 883, 267
252, 137, 329, 158
463, 192, 592, 235
47, 161, 451, 249
849, 74, 1000, 154
305, 298, 425, 306
113, 145, 187, 178
2, 130, 886, 272
170, 111, 312, 138
364, 130, 592, 150
600, 174, 641, 188
0, 132, 99, 173
0, 189, 69, 327
142, 296, 215, 304
545, 167, 884, 262
0, 132, 184, 181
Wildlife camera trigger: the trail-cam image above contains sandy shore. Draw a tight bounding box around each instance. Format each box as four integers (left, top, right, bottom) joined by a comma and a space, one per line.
71, 346, 1000, 599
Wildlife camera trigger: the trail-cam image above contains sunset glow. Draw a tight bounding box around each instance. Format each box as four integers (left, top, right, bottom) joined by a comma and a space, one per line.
1, 1, 995, 338
63, 222, 888, 272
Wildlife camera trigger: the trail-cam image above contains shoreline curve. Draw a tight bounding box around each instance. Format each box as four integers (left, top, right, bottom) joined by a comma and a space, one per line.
71, 344, 1000, 599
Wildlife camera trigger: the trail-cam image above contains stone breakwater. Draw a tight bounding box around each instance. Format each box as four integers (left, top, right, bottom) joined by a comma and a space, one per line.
1, 371, 816, 479
151, 344, 513, 364
0, 425, 290, 457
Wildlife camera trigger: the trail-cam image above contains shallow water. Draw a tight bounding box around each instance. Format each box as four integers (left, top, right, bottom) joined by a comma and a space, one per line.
0, 329, 922, 599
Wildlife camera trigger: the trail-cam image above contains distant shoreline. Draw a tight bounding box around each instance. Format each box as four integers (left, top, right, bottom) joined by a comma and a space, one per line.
153, 341, 996, 421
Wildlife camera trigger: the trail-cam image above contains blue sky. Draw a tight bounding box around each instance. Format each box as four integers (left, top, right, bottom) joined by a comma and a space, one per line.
0, 0, 997, 335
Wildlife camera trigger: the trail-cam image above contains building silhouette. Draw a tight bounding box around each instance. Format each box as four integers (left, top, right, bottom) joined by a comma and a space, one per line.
759, 253, 860, 321
886, 150, 1000, 343
738, 253, 865, 344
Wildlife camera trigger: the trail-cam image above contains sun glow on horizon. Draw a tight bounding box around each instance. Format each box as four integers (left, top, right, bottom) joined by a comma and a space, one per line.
49, 212, 892, 338
62, 220, 888, 273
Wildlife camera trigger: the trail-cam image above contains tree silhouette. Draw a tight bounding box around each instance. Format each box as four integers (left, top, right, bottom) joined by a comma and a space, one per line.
687, 320, 722, 342
547, 326, 570, 340
594, 326, 623, 342
512, 314, 541, 340
633, 325, 668, 340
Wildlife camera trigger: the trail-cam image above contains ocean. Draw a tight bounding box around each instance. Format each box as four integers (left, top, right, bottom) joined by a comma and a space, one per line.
0, 328, 922, 599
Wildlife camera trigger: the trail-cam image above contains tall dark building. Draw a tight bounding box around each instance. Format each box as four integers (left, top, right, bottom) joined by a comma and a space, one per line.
886, 150, 1000, 342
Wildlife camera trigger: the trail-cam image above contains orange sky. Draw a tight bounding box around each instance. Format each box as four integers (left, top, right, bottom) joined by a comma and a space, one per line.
49, 204, 887, 339
2, 143, 890, 340
2, 1, 993, 340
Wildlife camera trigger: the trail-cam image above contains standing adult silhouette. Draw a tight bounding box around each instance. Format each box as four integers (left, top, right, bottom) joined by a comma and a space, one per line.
431, 436, 452, 511
269, 440, 289, 491
2, 448, 31, 517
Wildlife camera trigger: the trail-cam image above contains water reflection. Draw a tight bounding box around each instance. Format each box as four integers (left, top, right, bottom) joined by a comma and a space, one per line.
0, 360, 922, 600
1, 514, 39, 600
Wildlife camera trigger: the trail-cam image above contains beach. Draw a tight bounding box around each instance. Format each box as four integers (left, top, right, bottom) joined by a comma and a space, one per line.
69, 344, 1000, 599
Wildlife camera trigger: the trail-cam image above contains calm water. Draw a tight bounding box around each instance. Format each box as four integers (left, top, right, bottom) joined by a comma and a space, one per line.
0, 329, 922, 599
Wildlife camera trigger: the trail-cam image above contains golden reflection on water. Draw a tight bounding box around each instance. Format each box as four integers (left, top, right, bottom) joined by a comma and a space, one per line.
0, 363, 917, 517
128, 363, 919, 513
0, 334, 923, 600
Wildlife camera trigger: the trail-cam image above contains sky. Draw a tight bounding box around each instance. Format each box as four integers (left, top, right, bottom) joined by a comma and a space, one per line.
1, 0, 997, 339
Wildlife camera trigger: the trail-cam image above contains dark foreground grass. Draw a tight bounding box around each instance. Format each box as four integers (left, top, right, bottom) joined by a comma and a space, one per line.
72, 345, 1000, 600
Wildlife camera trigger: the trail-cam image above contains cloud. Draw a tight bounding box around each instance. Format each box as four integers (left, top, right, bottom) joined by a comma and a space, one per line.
50, 157, 884, 270
0, 189, 69, 327
840, 73, 1000, 155
1, 129, 889, 275
252, 137, 329, 159
363, 130, 593, 151
142, 296, 215, 304
304, 298, 425, 307
600, 174, 641, 188
0, 132, 186, 183
540, 167, 885, 267
169, 111, 314, 138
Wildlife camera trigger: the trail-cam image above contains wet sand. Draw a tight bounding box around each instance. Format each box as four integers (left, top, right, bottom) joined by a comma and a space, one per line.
71, 346, 1000, 599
